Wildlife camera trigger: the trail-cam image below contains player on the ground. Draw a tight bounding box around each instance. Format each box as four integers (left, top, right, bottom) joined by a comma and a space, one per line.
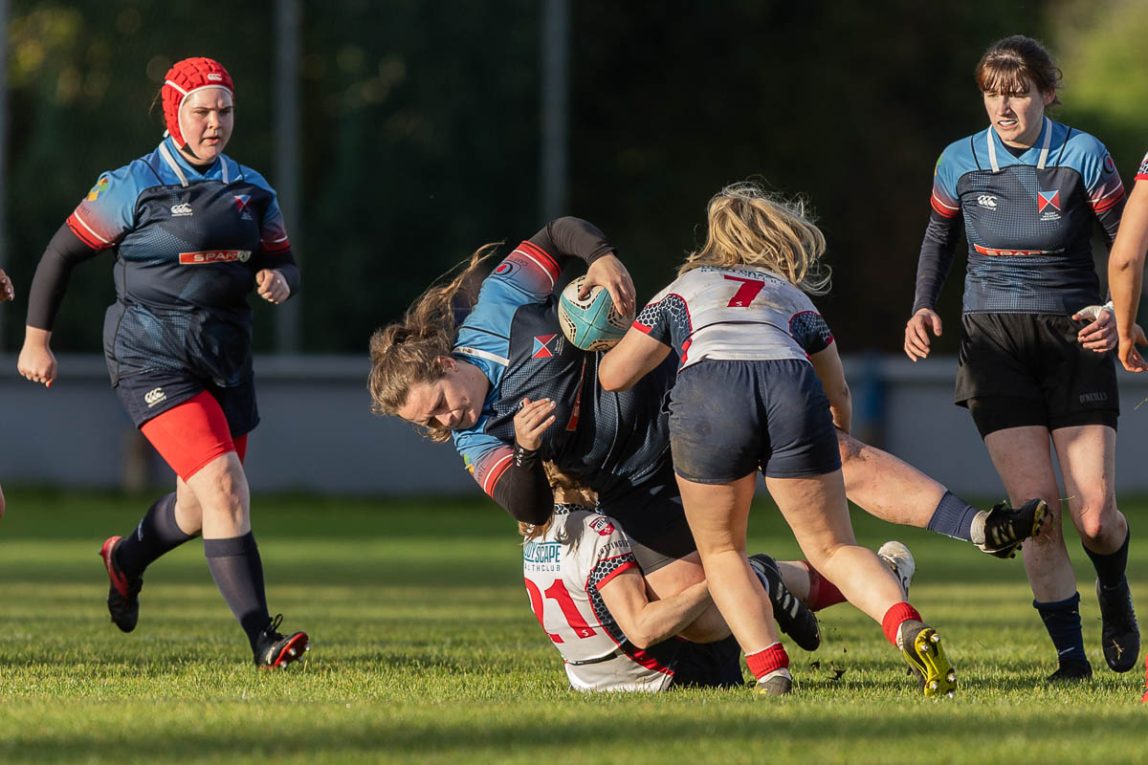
599, 182, 955, 696
904, 35, 1137, 682
521, 463, 914, 692
370, 215, 1041, 687
16, 57, 306, 667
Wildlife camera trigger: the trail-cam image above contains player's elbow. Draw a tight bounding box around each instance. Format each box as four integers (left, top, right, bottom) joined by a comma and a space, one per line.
598, 360, 630, 392
621, 624, 655, 650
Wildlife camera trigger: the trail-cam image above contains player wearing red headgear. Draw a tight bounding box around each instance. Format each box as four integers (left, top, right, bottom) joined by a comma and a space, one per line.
17, 57, 306, 668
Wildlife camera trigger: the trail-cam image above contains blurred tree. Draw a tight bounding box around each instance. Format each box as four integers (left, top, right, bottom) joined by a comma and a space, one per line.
8, 0, 1141, 357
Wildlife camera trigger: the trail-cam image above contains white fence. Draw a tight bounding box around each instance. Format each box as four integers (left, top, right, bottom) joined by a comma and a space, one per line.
3, 353, 1148, 497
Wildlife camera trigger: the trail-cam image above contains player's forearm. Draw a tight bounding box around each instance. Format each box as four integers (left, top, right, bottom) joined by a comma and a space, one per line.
625, 581, 712, 649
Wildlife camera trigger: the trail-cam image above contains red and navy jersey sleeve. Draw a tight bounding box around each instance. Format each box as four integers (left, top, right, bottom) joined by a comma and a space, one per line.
789, 308, 834, 355
454, 430, 515, 499
913, 142, 966, 313
632, 284, 685, 350
486, 239, 564, 302
242, 167, 292, 255
1072, 134, 1125, 246
66, 166, 141, 250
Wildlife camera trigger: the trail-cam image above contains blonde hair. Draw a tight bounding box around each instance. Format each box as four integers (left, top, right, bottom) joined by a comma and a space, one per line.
679, 182, 830, 295
368, 243, 500, 442
519, 462, 598, 541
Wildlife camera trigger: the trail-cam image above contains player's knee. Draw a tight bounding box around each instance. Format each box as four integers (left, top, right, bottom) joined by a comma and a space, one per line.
1074, 506, 1115, 546
836, 429, 864, 464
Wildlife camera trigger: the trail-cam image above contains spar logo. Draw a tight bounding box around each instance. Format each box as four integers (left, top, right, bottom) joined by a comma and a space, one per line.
179, 250, 252, 265
1037, 189, 1061, 221
233, 194, 254, 220
532, 334, 560, 359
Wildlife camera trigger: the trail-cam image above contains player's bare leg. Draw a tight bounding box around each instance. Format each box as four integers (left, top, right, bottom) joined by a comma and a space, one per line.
1053, 425, 1138, 672
677, 472, 791, 694
837, 429, 1047, 555
985, 426, 1089, 681
768, 469, 955, 696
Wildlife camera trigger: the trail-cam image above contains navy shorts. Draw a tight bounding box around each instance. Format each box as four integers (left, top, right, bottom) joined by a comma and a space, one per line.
113, 367, 259, 436
956, 313, 1118, 437
104, 301, 259, 436
668, 359, 841, 483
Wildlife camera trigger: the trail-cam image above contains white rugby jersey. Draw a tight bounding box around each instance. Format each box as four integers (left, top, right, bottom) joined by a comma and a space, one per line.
522, 505, 676, 692
633, 265, 834, 370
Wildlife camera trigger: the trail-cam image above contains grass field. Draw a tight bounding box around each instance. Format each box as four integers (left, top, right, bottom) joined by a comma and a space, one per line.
0, 488, 1144, 764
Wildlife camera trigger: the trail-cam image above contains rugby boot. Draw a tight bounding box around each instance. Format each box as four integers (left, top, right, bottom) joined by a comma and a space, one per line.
754, 671, 794, 696
99, 535, 142, 633
254, 614, 310, 669
977, 498, 1049, 559
749, 554, 821, 651
877, 541, 916, 599
1047, 659, 1092, 683
899, 620, 957, 698
1097, 577, 1140, 672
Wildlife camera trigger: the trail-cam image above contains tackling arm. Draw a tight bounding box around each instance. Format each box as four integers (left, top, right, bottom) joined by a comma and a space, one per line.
597, 569, 712, 649
598, 329, 672, 392
1107, 179, 1148, 371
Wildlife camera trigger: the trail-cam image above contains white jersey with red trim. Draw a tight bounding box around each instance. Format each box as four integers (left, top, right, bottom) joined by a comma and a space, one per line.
633, 265, 834, 371
523, 505, 675, 692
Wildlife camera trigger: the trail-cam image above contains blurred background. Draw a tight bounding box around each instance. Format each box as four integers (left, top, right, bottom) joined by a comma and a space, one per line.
2, 0, 1148, 495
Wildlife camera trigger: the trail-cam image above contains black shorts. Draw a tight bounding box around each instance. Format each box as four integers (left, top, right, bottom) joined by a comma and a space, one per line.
659, 635, 743, 689
597, 460, 697, 575
668, 359, 841, 483
955, 313, 1118, 438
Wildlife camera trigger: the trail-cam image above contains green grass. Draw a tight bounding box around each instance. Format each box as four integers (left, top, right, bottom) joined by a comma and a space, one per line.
0, 489, 1144, 764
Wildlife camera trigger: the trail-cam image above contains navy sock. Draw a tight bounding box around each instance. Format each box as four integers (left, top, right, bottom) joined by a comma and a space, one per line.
1083, 528, 1130, 590
204, 533, 271, 651
1034, 593, 1089, 667
925, 491, 978, 542
114, 494, 196, 579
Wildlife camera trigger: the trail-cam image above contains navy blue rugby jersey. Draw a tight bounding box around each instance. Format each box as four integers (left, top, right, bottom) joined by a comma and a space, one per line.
452, 240, 674, 504
915, 118, 1125, 315
68, 138, 292, 384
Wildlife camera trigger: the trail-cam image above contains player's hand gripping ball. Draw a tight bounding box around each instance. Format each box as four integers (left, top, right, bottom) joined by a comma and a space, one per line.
558, 275, 635, 351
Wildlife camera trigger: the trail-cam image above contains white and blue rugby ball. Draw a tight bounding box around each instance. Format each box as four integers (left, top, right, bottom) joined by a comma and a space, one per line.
557, 275, 633, 351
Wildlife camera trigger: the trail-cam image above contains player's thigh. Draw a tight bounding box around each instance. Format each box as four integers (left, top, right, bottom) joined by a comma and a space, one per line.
766, 470, 856, 556
675, 473, 757, 554
982, 425, 1060, 504
1051, 424, 1117, 522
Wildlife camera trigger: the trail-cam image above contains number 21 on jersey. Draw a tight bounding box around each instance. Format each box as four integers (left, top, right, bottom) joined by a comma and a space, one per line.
524, 578, 597, 642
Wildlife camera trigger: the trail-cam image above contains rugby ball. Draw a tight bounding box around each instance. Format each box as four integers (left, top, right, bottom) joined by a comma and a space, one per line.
557, 276, 633, 351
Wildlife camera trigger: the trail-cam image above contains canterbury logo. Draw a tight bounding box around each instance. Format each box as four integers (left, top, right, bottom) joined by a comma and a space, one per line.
977, 195, 998, 210
144, 387, 167, 407
170, 203, 193, 216
179, 250, 251, 265
207, 73, 223, 82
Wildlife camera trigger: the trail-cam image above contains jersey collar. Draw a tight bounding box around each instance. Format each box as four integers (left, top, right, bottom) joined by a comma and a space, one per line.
987, 117, 1052, 172
158, 136, 235, 188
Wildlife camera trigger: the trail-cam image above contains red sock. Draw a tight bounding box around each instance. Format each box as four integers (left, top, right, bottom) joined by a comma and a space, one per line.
803, 563, 847, 612
881, 602, 922, 646
746, 642, 789, 680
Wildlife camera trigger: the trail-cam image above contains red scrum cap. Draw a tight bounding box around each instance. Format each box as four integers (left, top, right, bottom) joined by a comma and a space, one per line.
162, 57, 234, 148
